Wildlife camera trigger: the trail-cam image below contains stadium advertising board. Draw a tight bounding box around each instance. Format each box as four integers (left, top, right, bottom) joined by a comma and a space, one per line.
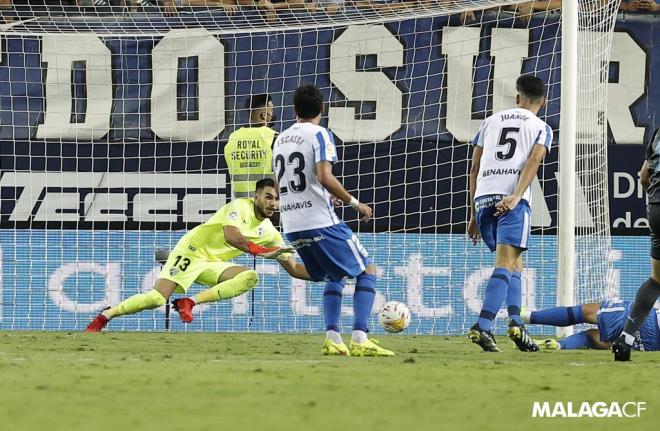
0, 230, 652, 331
0, 14, 657, 232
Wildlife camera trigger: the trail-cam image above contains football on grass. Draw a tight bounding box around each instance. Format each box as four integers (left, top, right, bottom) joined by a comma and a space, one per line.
379, 301, 411, 333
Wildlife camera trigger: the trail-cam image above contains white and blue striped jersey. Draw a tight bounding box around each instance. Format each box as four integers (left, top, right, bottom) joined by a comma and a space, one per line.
472, 107, 553, 205
273, 122, 341, 233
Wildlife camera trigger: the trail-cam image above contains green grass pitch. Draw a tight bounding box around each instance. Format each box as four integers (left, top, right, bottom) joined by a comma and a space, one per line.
1, 332, 659, 431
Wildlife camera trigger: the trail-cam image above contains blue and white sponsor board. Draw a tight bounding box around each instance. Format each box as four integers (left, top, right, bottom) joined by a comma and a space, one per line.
0, 230, 651, 333
0, 14, 658, 232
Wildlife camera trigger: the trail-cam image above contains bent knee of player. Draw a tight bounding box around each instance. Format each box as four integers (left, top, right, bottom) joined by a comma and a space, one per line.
514, 255, 523, 273
153, 278, 177, 300
581, 303, 600, 324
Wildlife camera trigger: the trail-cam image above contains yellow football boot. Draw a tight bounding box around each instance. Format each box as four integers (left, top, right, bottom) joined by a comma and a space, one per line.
349, 338, 395, 357
322, 338, 351, 356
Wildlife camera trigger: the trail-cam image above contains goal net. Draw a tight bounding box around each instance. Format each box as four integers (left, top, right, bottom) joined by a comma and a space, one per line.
0, 0, 621, 333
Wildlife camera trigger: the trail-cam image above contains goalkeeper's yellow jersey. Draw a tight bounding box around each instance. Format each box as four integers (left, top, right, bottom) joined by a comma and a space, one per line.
175, 198, 285, 261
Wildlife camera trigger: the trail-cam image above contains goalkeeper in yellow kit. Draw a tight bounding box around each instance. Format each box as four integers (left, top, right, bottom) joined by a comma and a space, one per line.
86, 178, 311, 331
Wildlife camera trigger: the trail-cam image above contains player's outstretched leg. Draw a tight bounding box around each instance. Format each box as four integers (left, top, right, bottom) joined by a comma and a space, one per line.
348, 269, 394, 357
522, 304, 585, 326
321, 279, 349, 356
85, 281, 172, 332
175, 269, 259, 323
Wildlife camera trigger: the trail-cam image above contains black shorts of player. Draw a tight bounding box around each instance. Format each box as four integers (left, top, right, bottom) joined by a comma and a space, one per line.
649, 203, 660, 259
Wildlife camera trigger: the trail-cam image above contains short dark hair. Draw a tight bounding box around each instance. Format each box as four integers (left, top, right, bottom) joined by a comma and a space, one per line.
294, 85, 323, 119
516, 75, 546, 102
256, 177, 277, 192
247, 94, 273, 111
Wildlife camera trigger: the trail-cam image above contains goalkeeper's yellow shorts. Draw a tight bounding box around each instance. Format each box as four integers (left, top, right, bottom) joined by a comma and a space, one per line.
157, 246, 239, 293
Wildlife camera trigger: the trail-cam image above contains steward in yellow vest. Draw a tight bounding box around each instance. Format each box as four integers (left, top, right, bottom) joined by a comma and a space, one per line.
224, 94, 277, 198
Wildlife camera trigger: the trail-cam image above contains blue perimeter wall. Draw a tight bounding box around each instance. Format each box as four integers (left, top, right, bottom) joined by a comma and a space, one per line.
0, 230, 651, 334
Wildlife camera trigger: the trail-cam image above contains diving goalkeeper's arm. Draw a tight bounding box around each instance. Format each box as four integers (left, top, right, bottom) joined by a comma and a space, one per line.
225, 222, 311, 280
224, 225, 292, 259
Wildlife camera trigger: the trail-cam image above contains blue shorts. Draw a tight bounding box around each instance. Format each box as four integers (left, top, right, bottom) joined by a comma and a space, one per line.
286, 223, 371, 282
475, 195, 531, 252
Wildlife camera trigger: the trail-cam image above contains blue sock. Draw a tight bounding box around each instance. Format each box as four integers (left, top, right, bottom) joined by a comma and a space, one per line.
558, 331, 590, 350
507, 271, 522, 324
353, 273, 376, 332
530, 305, 583, 326
477, 267, 511, 332
323, 280, 344, 331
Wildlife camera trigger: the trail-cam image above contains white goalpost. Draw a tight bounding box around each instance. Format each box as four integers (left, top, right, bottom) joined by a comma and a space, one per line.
557, 0, 577, 337
0, 0, 622, 334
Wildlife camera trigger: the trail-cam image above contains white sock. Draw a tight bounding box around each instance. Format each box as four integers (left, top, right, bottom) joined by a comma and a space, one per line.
326, 330, 343, 344
521, 309, 532, 324
352, 330, 368, 344
622, 331, 635, 346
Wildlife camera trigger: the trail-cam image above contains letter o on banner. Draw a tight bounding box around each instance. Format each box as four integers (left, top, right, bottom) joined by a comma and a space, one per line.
48, 262, 121, 313
151, 28, 225, 141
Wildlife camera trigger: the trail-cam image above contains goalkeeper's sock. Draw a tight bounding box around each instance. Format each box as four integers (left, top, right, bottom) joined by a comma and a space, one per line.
353, 273, 376, 332
622, 277, 660, 336
477, 267, 510, 332
323, 280, 344, 331
558, 331, 590, 350
506, 271, 523, 325
104, 289, 166, 319
530, 305, 583, 326
193, 270, 258, 304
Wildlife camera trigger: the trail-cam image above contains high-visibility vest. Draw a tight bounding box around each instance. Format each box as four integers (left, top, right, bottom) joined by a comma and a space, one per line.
223, 126, 277, 198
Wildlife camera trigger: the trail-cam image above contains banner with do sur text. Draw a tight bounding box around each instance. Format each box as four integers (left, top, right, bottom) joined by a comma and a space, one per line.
0, 13, 657, 233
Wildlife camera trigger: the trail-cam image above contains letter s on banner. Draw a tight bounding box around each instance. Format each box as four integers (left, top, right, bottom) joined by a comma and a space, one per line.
329, 24, 403, 143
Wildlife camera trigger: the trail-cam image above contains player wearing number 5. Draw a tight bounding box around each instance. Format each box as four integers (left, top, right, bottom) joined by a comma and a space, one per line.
86, 178, 312, 332
467, 75, 553, 352
274, 85, 393, 357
